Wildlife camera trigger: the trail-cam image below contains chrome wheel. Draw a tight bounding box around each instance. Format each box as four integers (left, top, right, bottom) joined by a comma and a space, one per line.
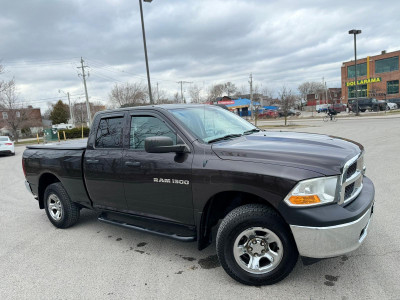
47, 194, 63, 221
233, 227, 283, 274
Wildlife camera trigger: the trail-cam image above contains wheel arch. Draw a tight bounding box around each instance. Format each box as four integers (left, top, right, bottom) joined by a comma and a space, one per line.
38, 172, 61, 209
197, 190, 283, 250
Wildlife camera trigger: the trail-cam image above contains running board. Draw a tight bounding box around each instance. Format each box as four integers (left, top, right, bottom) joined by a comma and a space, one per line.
98, 214, 196, 242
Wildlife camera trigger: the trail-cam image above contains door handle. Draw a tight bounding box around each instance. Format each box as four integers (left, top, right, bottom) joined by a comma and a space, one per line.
125, 161, 141, 167
86, 159, 99, 164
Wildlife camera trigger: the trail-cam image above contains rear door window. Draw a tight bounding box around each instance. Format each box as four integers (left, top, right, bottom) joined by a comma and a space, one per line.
95, 117, 124, 148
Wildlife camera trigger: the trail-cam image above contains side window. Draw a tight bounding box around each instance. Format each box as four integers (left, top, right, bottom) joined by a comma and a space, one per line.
95, 117, 124, 148
130, 116, 176, 149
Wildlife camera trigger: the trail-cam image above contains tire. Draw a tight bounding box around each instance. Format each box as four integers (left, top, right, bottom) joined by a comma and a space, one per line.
323, 116, 329, 122
44, 182, 80, 228
332, 116, 337, 122
216, 204, 298, 286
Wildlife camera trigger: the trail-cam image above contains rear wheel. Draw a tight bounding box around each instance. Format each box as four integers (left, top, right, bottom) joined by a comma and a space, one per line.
216, 204, 298, 286
323, 115, 329, 122
44, 183, 80, 228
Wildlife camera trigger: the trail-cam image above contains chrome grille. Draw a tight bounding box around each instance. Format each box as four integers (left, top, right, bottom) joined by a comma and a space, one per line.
339, 153, 365, 205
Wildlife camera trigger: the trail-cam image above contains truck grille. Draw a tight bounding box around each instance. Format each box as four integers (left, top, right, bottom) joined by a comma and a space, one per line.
339, 153, 365, 205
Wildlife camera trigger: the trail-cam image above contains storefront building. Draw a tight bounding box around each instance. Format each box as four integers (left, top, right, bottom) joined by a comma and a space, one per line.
341, 50, 400, 103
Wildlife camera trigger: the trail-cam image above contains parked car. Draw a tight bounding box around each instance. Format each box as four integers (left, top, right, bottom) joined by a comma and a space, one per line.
0, 136, 15, 155
316, 104, 328, 113
331, 104, 347, 113
23, 104, 375, 286
278, 109, 299, 117
371, 100, 388, 112
386, 102, 398, 110
351, 98, 378, 112
387, 98, 400, 108
258, 110, 278, 119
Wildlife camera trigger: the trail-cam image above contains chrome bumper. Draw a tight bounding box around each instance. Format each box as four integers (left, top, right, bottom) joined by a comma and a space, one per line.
290, 203, 374, 258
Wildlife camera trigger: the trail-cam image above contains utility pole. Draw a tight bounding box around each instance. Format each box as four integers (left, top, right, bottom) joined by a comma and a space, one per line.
177, 81, 192, 103
67, 92, 73, 124
249, 73, 253, 119
77, 57, 91, 126
156, 82, 159, 103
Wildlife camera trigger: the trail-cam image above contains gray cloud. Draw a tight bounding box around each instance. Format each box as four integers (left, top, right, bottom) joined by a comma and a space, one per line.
1, 0, 400, 110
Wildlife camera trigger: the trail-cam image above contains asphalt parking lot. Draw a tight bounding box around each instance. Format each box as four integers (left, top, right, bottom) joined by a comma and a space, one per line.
1, 115, 400, 299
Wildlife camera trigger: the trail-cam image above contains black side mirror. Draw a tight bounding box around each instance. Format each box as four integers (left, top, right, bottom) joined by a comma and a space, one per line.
144, 136, 190, 154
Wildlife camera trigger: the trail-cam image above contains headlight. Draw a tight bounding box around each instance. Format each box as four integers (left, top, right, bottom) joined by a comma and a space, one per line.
284, 176, 339, 206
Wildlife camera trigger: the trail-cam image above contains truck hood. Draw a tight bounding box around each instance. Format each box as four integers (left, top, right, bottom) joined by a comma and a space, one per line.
211, 131, 363, 176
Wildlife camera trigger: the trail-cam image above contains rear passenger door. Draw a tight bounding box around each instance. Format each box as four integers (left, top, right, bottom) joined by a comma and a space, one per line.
84, 113, 127, 211
122, 111, 194, 225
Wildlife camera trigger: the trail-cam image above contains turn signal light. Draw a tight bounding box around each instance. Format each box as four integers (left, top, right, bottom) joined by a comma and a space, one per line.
289, 195, 321, 205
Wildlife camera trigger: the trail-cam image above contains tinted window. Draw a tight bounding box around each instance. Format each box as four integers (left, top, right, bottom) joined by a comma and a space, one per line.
347, 63, 367, 78
95, 117, 124, 148
375, 56, 399, 74
387, 80, 399, 95
130, 116, 176, 149
348, 84, 367, 98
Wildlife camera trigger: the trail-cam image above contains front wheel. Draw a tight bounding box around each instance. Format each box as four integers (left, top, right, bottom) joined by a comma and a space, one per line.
323, 115, 329, 122
44, 183, 80, 228
216, 204, 298, 286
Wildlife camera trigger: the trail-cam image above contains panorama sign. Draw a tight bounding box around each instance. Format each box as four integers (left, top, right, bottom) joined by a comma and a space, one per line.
346, 77, 381, 87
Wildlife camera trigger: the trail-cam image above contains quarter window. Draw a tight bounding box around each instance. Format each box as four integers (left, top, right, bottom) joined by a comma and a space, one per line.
95, 117, 124, 148
130, 116, 176, 149
375, 56, 399, 74
387, 80, 399, 95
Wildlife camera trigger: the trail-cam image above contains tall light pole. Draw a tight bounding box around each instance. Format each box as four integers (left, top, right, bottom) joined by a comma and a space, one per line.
139, 0, 153, 104
349, 29, 362, 116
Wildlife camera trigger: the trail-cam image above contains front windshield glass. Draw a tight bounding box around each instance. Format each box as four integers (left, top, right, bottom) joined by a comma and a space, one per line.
169, 105, 257, 143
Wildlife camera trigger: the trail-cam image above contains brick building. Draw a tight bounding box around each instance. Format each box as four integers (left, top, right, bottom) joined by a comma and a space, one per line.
0, 106, 43, 137
341, 50, 400, 103
306, 88, 342, 106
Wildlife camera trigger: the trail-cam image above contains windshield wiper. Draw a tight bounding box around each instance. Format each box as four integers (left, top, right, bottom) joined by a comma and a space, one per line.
208, 134, 243, 144
243, 129, 261, 135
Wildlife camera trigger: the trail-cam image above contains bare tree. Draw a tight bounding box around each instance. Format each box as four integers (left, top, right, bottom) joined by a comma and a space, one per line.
0, 79, 28, 142
223, 82, 237, 96
173, 92, 180, 103
151, 84, 167, 104
278, 86, 297, 126
72, 101, 106, 125
206, 84, 224, 102
298, 81, 325, 109
108, 82, 147, 108
189, 84, 202, 103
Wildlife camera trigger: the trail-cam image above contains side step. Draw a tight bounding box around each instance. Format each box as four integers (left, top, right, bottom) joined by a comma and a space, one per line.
98, 213, 196, 242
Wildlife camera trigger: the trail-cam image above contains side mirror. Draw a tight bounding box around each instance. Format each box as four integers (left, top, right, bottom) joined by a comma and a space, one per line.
144, 136, 190, 154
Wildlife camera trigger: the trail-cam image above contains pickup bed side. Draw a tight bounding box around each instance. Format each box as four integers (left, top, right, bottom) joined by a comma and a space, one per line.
24, 144, 91, 209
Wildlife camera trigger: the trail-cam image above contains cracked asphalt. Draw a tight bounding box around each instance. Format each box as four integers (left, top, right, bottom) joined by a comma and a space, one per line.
1, 115, 399, 299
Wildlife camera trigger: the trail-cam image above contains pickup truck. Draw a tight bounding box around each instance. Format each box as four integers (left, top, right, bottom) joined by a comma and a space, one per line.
23, 104, 375, 286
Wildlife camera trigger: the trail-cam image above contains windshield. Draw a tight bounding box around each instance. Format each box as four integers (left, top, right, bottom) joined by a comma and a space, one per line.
169, 105, 257, 143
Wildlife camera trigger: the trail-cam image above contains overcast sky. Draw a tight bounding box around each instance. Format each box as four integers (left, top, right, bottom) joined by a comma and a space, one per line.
1, 0, 400, 110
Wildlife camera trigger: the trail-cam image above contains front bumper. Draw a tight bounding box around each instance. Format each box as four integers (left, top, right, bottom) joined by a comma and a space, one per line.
290, 203, 373, 258
282, 176, 375, 258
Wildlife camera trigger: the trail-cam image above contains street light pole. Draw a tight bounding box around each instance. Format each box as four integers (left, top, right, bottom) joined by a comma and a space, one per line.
349, 29, 361, 116
139, 0, 153, 104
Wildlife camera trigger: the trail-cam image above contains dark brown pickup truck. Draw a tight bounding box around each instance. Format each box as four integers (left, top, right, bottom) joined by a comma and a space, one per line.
23, 104, 375, 285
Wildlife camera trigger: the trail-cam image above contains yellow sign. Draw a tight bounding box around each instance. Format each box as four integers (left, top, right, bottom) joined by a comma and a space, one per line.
346, 77, 381, 86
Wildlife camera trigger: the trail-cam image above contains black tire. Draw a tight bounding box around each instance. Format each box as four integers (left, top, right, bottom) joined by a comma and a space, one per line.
323, 116, 329, 122
44, 182, 80, 228
216, 204, 298, 286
